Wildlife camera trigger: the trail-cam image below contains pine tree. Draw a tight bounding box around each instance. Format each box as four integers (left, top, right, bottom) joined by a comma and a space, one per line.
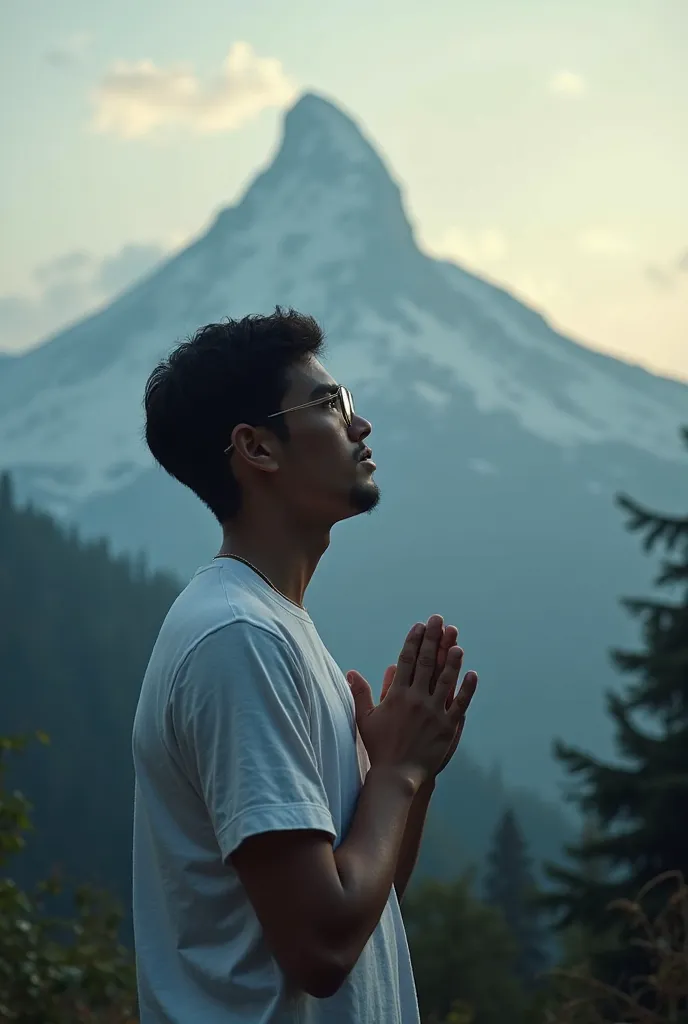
545, 427, 688, 990
483, 808, 546, 987
403, 873, 527, 1024
0, 470, 13, 513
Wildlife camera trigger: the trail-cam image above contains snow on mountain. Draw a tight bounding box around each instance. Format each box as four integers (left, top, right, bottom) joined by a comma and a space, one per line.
0, 92, 685, 518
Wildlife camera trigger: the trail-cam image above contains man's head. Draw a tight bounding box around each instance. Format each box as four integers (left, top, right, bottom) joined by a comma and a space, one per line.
144, 308, 379, 528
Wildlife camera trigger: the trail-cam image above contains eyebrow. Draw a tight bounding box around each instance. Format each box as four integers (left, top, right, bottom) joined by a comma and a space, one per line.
308, 383, 339, 399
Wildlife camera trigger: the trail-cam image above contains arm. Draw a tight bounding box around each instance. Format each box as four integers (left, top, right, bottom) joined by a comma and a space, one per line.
393, 778, 435, 902
350, 621, 466, 902
231, 762, 419, 999
173, 623, 423, 1001
179, 619, 473, 1001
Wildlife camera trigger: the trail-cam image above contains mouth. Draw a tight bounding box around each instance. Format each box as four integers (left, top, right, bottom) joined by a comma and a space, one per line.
358, 446, 376, 468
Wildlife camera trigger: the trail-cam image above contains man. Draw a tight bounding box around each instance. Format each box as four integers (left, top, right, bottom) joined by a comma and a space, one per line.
133, 308, 478, 1023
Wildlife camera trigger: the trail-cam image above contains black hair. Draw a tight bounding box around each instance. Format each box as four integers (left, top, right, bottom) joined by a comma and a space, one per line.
144, 307, 325, 522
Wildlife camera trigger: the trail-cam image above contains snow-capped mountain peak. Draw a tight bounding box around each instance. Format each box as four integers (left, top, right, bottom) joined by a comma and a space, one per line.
0, 92, 685, 516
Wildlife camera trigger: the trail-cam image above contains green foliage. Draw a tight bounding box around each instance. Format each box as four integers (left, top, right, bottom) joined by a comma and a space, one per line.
0, 732, 137, 1023
550, 819, 619, 977
544, 428, 688, 996
403, 874, 527, 1024
484, 808, 547, 987
0, 735, 36, 866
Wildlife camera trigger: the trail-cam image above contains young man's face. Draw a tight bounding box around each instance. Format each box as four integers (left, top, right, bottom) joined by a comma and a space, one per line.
270, 356, 380, 525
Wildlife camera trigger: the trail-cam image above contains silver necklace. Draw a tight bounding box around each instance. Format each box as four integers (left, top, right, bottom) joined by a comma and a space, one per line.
214, 553, 306, 611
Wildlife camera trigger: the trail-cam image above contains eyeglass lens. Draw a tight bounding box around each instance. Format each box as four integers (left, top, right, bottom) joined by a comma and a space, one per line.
340, 386, 354, 425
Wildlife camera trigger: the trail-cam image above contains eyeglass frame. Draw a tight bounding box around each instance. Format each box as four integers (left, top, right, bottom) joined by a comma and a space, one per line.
223, 384, 354, 455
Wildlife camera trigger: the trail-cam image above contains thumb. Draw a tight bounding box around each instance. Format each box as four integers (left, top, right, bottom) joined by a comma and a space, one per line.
346, 670, 376, 719
380, 664, 396, 701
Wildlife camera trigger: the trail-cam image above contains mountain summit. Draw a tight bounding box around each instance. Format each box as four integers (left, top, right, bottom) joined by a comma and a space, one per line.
1, 92, 686, 795
0, 91, 684, 513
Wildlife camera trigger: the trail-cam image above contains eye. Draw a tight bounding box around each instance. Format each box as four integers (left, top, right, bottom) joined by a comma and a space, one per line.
327, 395, 339, 410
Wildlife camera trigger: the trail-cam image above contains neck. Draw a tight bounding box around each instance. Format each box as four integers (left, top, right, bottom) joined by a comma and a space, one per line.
218, 505, 331, 607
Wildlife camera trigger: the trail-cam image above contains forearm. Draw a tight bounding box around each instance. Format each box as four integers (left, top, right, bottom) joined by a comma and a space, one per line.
394, 778, 435, 902
328, 764, 418, 972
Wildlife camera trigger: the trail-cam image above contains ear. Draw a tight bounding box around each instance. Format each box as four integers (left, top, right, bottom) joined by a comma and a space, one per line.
230, 424, 280, 473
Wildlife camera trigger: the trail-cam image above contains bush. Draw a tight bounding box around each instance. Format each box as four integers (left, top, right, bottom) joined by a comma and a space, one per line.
545, 871, 688, 1023
0, 733, 138, 1023
403, 873, 527, 1024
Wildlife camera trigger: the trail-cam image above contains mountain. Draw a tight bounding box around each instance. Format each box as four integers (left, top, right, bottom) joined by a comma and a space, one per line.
0, 474, 571, 931
1, 92, 686, 798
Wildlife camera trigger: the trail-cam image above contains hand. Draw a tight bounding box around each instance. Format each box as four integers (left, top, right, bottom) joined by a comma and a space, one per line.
378, 622, 466, 775
349, 618, 475, 777
379, 621, 459, 702
346, 615, 478, 787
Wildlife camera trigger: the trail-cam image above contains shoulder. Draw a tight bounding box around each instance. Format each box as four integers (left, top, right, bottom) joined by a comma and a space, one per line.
172, 618, 309, 708
168, 619, 316, 742
188, 618, 297, 668
154, 562, 312, 702
161, 562, 295, 658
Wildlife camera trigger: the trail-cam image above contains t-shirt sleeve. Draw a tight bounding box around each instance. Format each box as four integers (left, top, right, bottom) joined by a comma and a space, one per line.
170, 621, 336, 861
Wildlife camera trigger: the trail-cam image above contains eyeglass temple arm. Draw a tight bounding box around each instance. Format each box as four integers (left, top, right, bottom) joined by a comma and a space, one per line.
224, 388, 345, 455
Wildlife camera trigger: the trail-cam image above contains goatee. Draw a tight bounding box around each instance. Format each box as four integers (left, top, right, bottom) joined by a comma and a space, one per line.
349, 480, 381, 515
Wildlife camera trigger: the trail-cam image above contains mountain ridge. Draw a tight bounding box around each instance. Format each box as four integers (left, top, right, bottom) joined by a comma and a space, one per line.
0, 91, 684, 517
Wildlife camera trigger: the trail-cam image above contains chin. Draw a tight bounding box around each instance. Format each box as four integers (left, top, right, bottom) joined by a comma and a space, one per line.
348, 480, 381, 516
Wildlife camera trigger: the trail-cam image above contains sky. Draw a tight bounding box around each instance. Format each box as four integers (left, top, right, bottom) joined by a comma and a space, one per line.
1, 0, 686, 381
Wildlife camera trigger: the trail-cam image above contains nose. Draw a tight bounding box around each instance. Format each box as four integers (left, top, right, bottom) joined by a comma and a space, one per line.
348, 412, 372, 443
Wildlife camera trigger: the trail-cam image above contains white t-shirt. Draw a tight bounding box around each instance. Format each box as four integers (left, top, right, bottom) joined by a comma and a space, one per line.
132, 557, 420, 1024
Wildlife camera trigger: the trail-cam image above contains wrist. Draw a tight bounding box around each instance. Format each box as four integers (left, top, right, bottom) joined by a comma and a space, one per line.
416, 776, 436, 798
366, 763, 425, 800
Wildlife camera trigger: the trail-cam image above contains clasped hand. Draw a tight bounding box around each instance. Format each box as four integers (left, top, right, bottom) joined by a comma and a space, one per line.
346, 615, 478, 783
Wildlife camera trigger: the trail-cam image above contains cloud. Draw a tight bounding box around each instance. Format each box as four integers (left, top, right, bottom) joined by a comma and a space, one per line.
92, 41, 297, 139
45, 32, 91, 68
97, 244, 166, 293
645, 266, 674, 291
577, 228, 633, 256
0, 243, 165, 354
34, 251, 92, 287
548, 71, 586, 97
643, 250, 688, 291
434, 227, 509, 266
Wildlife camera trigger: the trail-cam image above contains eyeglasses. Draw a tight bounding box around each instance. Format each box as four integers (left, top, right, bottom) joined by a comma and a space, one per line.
224, 385, 355, 455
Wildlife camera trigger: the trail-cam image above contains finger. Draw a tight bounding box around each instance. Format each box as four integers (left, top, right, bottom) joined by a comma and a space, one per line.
346, 670, 376, 718
441, 625, 458, 652
393, 622, 426, 687
431, 625, 458, 691
433, 646, 464, 706
452, 716, 466, 746
448, 670, 478, 724
380, 664, 396, 701
411, 615, 444, 692
443, 641, 462, 707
